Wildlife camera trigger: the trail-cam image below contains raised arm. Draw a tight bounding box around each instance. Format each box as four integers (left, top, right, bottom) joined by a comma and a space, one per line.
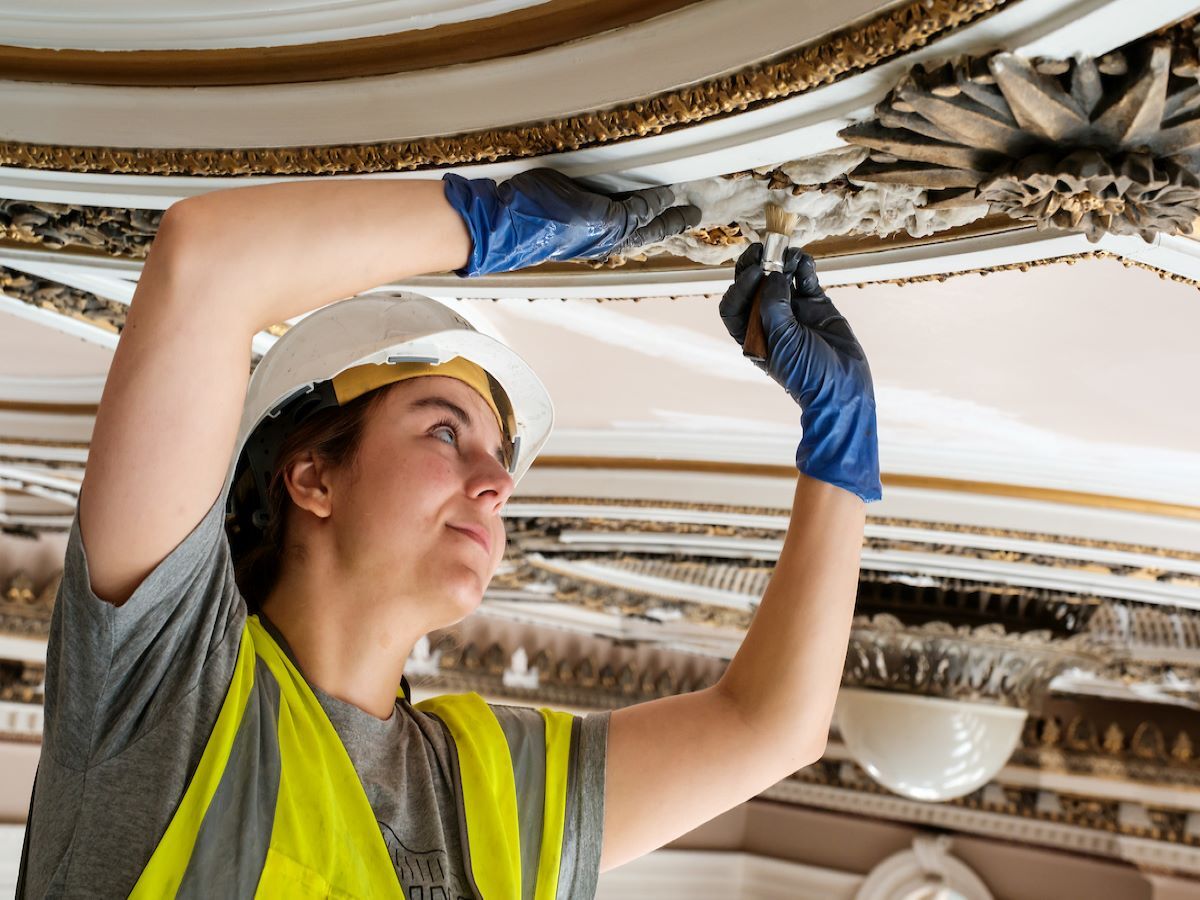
600, 245, 881, 871
81, 180, 477, 605
82, 172, 698, 605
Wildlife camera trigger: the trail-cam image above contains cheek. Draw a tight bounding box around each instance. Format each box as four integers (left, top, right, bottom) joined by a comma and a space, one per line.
352, 449, 457, 533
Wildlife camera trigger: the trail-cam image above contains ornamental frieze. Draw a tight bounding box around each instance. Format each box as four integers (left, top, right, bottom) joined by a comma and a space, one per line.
844, 613, 1112, 708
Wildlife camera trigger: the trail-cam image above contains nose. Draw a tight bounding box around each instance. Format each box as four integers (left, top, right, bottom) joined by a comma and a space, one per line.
466, 451, 516, 510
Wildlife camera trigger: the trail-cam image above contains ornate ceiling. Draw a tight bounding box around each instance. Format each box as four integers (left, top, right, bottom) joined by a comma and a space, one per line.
3, 0, 1200, 895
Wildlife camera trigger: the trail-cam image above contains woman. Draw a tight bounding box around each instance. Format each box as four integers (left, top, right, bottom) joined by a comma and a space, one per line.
18, 169, 880, 898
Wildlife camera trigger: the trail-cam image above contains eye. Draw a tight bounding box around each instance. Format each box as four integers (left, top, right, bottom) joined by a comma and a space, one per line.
431, 419, 460, 446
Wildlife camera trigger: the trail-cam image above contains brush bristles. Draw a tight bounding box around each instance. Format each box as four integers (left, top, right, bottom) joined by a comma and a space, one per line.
764, 203, 799, 237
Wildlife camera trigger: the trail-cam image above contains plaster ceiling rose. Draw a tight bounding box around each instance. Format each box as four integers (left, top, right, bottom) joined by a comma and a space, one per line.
855, 835, 992, 900
839, 28, 1200, 242
838, 615, 1116, 799
837, 688, 1028, 802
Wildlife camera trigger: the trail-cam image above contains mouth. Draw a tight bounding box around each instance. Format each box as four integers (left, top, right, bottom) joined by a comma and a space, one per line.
448, 523, 491, 556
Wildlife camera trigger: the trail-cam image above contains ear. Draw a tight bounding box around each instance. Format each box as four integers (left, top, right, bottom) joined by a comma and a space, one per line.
282, 450, 334, 519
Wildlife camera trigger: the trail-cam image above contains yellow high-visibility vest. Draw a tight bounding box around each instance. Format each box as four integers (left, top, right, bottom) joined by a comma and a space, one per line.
128, 615, 575, 899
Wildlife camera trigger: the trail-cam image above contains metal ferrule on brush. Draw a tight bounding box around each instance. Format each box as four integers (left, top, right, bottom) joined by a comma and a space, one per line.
762, 231, 789, 273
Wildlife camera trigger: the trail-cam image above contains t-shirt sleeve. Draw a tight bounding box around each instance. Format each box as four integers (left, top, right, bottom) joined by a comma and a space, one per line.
489, 703, 610, 899
42, 490, 246, 768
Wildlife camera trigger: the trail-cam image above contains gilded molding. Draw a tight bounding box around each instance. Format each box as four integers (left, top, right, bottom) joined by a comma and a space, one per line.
0, 0, 1012, 176
840, 249, 1200, 292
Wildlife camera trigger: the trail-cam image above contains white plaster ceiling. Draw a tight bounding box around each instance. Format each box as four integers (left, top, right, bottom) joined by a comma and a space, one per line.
442, 257, 1200, 506
3, 254, 1197, 514
0, 315, 111, 382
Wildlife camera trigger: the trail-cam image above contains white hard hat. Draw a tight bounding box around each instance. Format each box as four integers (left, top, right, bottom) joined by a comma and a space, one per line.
224, 291, 553, 534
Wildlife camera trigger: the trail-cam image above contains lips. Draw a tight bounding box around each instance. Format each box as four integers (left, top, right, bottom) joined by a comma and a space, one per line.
448, 523, 491, 556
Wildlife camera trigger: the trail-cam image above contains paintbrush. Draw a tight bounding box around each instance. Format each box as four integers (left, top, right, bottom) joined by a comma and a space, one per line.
742, 203, 800, 361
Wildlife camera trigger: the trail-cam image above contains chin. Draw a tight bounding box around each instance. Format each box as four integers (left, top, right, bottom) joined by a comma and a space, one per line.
438, 572, 487, 624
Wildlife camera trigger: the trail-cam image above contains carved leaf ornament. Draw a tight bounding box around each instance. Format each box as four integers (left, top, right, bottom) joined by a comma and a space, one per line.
840, 33, 1200, 242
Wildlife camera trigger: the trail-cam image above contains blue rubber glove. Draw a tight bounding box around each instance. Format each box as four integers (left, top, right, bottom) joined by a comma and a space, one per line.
443, 168, 700, 276
719, 243, 882, 503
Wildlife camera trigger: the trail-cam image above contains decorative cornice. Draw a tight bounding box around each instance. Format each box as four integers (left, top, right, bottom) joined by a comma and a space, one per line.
0, 0, 1013, 176
775, 761, 1200, 862
0, 199, 160, 259
0, 266, 126, 334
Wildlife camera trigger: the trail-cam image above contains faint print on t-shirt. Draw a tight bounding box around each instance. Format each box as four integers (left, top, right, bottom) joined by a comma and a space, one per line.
378, 822, 472, 900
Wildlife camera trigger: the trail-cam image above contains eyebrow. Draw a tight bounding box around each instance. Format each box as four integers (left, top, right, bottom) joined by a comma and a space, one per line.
408, 395, 510, 468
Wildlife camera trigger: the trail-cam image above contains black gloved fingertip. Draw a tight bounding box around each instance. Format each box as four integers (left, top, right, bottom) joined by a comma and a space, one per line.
735, 241, 764, 270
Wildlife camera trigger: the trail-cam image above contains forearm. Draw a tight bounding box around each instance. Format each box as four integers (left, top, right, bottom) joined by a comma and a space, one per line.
715, 474, 866, 770
162, 179, 470, 332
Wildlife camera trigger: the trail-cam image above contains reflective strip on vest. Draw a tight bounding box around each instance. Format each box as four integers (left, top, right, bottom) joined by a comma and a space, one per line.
130, 629, 258, 899
131, 616, 576, 899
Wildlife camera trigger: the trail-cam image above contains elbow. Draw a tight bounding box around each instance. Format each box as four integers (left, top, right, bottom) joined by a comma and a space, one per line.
152, 200, 203, 263
799, 733, 829, 769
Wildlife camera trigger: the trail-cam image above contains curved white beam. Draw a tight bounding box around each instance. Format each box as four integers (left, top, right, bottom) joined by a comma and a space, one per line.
1, 0, 1191, 205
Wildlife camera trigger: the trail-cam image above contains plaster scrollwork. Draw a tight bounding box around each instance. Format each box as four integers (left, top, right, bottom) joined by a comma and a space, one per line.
841, 24, 1200, 242
844, 613, 1113, 708
615, 148, 989, 267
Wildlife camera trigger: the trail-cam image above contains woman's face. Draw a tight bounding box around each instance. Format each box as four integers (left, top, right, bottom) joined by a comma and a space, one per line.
326, 375, 515, 631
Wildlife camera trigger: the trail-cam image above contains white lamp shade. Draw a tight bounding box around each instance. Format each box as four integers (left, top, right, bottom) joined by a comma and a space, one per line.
836, 688, 1027, 802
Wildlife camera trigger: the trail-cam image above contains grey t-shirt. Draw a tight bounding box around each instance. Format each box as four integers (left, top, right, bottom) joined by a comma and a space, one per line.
19, 492, 609, 899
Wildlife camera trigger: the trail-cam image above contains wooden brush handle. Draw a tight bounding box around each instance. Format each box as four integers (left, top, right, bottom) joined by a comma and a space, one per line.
743, 283, 768, 360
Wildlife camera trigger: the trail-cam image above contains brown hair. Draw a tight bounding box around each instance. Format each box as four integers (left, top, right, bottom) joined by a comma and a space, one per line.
230, 383, 398, 610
